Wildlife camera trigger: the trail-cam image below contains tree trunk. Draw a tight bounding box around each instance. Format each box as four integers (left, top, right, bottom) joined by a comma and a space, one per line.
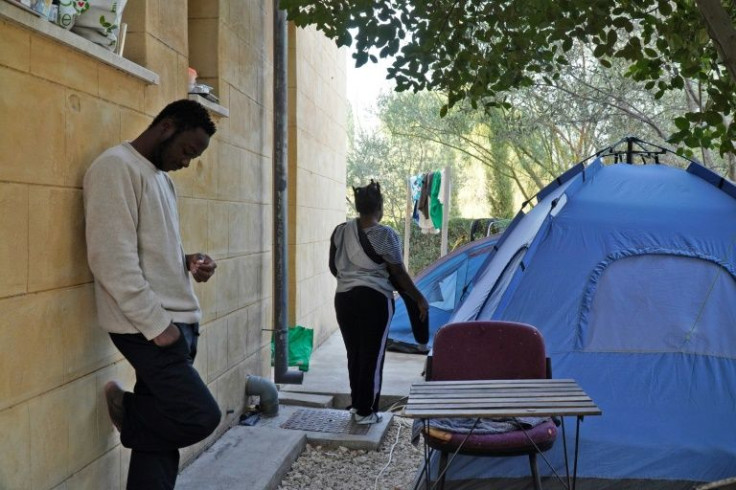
695, 0, 736, 83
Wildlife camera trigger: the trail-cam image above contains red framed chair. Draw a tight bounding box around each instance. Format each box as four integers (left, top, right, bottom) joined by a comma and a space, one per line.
422, 320, 558, 490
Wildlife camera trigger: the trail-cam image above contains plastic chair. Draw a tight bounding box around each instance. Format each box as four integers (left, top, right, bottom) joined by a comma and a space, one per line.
422, 320, 558, 490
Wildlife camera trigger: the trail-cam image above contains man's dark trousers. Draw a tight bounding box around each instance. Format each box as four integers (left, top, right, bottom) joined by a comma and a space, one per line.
110, 323, 221, 490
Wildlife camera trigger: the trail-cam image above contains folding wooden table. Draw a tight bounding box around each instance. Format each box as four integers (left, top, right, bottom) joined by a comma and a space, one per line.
402, 378, 602, 490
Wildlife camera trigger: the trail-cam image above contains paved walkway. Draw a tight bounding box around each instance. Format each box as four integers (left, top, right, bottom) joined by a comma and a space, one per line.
177, 329, 428, 490
279, 330, 428, 411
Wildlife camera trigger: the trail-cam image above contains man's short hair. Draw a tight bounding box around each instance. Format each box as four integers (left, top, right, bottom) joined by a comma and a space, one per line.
150, 99, 217, 136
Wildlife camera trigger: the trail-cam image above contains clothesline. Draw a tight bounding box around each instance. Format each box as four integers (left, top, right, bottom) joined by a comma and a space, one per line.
403, 167, 451, 267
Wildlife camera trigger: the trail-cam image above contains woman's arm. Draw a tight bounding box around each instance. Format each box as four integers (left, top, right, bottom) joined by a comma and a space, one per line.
386, 262, 429, 321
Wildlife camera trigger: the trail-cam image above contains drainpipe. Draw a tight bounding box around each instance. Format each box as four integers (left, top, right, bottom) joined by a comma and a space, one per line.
272, 0, 303, 384
246, 375, 280, 417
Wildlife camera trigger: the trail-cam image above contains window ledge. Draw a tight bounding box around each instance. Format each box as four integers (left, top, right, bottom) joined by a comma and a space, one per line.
0, 0, 159, 85
188, 94, 229, 118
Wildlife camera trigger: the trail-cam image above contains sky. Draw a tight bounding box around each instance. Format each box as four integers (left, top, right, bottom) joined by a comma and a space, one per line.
343, 50, 492, 219
345, 50, 394, 130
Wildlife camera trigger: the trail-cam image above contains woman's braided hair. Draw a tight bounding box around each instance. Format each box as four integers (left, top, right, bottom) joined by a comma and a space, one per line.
353, 180, 383, 215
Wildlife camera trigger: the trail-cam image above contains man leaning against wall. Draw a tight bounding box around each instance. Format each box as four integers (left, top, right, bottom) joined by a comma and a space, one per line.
82, 99, 222, 490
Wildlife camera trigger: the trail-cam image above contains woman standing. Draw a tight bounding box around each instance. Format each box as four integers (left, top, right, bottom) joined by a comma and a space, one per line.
329, 181, 429, 424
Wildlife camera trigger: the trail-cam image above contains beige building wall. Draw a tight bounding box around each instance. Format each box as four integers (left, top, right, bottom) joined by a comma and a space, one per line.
0, 1, 346, 488
288, 24, 347, 346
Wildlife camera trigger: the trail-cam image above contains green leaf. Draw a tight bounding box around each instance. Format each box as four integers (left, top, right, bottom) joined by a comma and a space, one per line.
593, 44, 608, 58
704, 111, 723, 126
684, 135, 699, 147
337, 30, 352, 47
354, 51, 369, 68
644, 48, 657, 58
606, 29, 618, 47
720, 139, 735, 155
658, 0, 673, 16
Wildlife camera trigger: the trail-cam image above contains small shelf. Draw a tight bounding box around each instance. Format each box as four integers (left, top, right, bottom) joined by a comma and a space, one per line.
0, 0, 159, 85
188, 94, 229, 118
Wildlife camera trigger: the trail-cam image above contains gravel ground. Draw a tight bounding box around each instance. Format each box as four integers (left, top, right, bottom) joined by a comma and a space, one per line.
277, 415, 425, 490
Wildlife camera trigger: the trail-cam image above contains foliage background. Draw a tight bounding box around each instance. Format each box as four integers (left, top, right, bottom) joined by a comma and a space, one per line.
309, 0, 736, 276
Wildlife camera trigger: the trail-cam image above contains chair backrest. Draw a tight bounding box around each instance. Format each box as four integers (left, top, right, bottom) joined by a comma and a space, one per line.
428, 321, 547, 381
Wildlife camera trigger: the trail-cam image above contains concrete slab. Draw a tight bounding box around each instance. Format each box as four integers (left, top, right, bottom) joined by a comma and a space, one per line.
278, 391, 334, 408
256, 404, 393, 451
177, 425, 305, 490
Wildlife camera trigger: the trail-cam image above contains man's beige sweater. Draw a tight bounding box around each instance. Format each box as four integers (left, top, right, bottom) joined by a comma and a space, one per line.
83, 142, 200, 340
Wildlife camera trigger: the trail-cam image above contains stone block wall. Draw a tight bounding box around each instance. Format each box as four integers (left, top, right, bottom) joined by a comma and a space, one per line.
0, 0, 346, 487
288, 24, 347, 346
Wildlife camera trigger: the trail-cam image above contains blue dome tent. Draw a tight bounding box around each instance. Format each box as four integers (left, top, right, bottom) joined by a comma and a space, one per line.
421, 138, 736, 488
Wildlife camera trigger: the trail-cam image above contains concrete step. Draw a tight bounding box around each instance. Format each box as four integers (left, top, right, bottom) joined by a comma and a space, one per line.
278, 390, 334, 408
177, 425, 306, 490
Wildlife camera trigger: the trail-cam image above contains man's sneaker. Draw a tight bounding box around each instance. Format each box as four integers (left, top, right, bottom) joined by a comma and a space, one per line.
354, 412, 383, 425
104, 381, 126, 432
349, 407, 357, 415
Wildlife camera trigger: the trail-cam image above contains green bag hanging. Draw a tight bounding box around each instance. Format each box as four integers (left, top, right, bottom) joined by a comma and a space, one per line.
271, 325, 314, 372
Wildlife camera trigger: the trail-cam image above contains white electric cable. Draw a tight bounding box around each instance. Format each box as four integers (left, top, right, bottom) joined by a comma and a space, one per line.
374, 419, 404, 489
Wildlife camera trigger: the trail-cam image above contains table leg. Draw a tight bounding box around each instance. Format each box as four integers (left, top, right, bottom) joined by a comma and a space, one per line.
572, 416, 583, 490
560, 417, 571, 489
423, 419, 431, 490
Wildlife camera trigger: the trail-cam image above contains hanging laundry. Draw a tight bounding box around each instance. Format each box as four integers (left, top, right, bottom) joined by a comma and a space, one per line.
429, 170, 443, 230
418, 172, 438, 234
409, 174, 424, 224
438, 168, 447, 207
417, 172, 431, 219
408, 170, 443, 234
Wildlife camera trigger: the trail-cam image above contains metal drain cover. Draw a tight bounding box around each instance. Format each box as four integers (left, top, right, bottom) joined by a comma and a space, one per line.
281, 408, 370, 435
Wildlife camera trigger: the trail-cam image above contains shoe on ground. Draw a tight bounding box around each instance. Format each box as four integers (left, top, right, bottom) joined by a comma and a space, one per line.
104, 381, 126, 432
354, 412, 383, 425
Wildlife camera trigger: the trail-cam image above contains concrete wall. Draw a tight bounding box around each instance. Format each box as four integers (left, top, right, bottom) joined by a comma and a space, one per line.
0, 0, 345, 488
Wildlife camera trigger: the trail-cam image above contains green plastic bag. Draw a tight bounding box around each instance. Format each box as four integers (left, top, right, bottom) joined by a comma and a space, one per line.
271, 325, 314, 372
